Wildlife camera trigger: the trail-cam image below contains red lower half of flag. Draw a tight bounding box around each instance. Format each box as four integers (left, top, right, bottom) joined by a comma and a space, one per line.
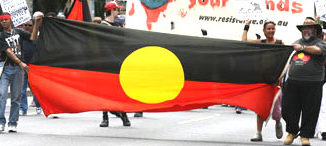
28, 65, 279, 120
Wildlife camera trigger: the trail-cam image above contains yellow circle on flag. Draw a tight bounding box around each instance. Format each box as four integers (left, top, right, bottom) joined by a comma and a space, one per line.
119, 46, 185, 104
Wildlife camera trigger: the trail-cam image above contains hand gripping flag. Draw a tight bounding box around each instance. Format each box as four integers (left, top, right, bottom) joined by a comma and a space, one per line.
29, 18, 293, 120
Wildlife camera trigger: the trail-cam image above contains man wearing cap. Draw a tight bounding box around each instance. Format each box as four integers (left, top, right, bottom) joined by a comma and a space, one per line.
0, 12, 42, 133
99, 1, 131, 128
282, 17, 326, 145
101, 1, 123, 27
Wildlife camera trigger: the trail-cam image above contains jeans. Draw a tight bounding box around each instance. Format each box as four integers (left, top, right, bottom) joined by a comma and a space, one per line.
0, 65, 24, 126
33, 95, 41, 108
20, 72, 28, 112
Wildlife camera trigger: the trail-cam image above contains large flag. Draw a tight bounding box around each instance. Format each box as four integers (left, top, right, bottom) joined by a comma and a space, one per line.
29, 18, 293, 120
67, 0, 91, 22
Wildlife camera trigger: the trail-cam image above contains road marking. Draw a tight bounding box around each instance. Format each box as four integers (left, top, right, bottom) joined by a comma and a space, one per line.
178, 113, 220, 124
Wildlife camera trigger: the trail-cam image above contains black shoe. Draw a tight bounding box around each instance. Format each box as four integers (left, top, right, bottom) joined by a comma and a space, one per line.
99, 120, 108, 127
121, 114, 131, 126
134, 112, 143, 117
322, 132, 326, 140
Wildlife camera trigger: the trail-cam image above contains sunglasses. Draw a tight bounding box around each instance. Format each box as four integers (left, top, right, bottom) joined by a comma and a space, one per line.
24, 24, 32, 27
114, 8, 120, 12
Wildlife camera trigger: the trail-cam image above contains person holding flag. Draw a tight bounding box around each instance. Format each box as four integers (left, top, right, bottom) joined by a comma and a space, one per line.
99, 1, 131, 127
282, 17, 326, 146
242, 19, 284, 142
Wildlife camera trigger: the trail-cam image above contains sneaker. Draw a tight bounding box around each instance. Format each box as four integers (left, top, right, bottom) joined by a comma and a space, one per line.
275, 121, 283, 139
284, 133, 297, 145
0, 125, 4, 132
99, 120, 108, 127
36, 107, 42, 115
250, 133, 263, 142
235, 107, 242, 114
19, 110, 27, 116
322, 132, 326, 140
134, 112, 143, 117
300, 137, 310, 146
8, 125, 17, 133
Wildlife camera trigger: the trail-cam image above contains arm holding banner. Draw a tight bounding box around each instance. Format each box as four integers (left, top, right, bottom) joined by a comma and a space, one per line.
293, 44, 324, 55
31, 12, 44, 41
242, 20, 261, 43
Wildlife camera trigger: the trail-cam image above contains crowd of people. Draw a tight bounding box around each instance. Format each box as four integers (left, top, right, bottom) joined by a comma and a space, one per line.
0, 1, 326, 146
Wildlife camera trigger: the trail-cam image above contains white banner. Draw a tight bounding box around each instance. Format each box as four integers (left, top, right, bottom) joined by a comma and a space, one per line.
234, 0, 267, 20
315, 0, 326, 22
0, 0, 31, 27
126, 0, 314, 45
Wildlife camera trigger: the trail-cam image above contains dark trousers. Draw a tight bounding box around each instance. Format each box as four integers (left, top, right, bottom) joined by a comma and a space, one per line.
282, 79, 323, 138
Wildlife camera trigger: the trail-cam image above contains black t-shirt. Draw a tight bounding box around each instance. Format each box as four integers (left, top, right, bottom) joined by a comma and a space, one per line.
1, 28, 31, 65
0, 37, 8, 52
0, 37, 9, 61
100, 20, 122, 27
288, 38, 326, 81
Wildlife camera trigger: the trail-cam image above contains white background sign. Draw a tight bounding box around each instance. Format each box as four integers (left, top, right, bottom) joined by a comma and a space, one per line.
0, 0, 31, 27
234, 0, 267, 20
126, 0, 314, 45
315, 0, 326, 22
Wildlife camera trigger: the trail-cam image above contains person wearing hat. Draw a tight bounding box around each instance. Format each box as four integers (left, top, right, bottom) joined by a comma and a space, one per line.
282, 17, 326, 145
101, 1, 123, 27
99, 1, 131, 128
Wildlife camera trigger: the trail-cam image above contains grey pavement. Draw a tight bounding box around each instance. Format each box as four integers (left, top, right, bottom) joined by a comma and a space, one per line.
0, 97, 325, 146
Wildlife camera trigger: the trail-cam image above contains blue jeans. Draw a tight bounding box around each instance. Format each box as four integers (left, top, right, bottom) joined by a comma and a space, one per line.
33, 96, 41, 108
20, 72, 28, 112
0, 65, 24, 126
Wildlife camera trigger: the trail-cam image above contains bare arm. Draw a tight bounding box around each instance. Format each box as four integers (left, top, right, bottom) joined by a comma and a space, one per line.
31, 13, 44, 40
5, 48, 30, 72
293, 44, 323, 55
241, 20, 260, 43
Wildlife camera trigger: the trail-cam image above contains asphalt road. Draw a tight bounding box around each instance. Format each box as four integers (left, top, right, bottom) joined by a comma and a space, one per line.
0, 97, 325, 146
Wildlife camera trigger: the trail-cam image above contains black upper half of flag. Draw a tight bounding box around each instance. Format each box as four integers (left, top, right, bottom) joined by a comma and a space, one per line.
32, 18, 293, 84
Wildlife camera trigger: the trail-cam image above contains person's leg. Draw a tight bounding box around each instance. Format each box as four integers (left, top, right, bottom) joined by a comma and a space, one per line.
282, 80, 301, 135
134, 112, 143, 117
100, 111, 109, 127
20, 72, 28, 115
316, 83, 326, 140
8, 67, 24, 131
251, 115, 264, 141
272, 94, 283, 139
300, 82, 323, 138
282, 80, 301, 145
33, 96, 41, 107
120, 112, 130, 126
0, 68, 10, 129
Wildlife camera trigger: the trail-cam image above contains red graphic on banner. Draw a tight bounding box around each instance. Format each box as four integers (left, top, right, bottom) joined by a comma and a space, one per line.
141, 0, 173, 30
128, 2, 135, 16
179, 9, 187, 18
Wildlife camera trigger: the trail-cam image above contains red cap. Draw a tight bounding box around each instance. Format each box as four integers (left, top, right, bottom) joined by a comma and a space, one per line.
105, 1, 123, 11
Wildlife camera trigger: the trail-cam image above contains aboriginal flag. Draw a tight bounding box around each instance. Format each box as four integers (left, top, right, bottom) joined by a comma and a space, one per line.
67, 0, 91, 22
29, 18, 293, 120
